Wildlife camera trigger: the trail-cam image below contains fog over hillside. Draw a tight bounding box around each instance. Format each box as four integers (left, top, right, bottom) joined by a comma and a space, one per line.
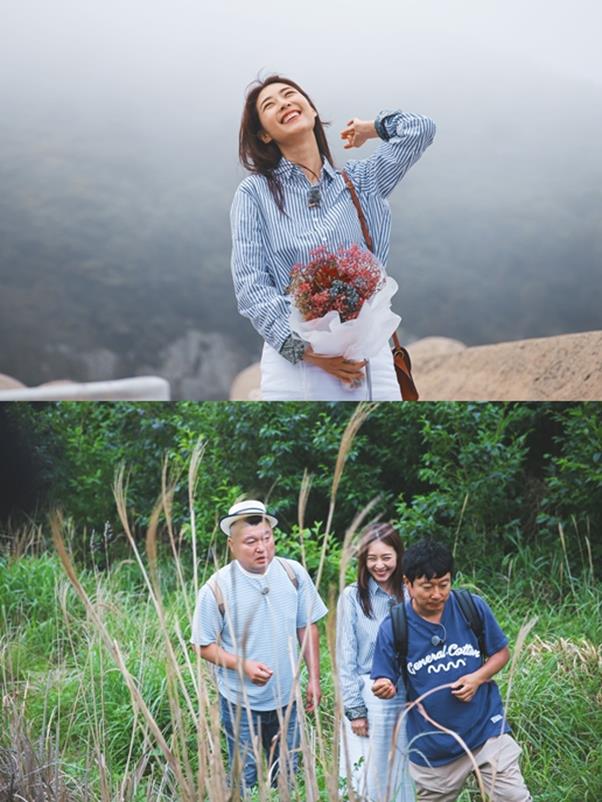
1, 1, 601, 398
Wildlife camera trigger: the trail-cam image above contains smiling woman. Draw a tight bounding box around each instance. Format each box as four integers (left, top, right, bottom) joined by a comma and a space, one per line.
231, 74, 436, 401
336, 523, 413, 801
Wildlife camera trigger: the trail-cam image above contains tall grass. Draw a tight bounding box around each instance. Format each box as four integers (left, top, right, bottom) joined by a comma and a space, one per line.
1, 404, 601, 801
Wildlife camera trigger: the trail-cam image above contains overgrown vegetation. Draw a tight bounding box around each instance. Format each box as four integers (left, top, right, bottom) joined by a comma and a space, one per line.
2, 402, 601, 575
1, 402, 601, 800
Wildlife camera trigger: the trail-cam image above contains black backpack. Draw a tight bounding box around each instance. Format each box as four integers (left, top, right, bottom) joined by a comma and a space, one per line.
390, 589, 487, 696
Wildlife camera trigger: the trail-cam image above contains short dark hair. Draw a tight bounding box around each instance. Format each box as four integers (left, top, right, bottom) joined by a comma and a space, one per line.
242, 515, 264, 526
402, 539, 454, 582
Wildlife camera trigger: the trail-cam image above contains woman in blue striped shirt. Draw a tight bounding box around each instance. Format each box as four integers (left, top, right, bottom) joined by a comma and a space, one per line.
231, 75, 436, 401
336, 523, 414, 801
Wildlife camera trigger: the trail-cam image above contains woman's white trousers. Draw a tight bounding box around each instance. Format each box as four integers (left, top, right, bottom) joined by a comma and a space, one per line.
339, 675, 414, 802
260, 343, 401, 401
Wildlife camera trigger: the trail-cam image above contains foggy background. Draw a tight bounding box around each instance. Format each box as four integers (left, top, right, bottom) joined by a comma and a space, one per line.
1, 0, 601, 399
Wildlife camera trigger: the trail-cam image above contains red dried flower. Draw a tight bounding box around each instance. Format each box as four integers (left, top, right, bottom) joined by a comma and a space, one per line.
288, 245, 383, 322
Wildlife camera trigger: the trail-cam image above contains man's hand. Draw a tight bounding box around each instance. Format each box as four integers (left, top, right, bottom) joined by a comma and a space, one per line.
371, 677, 397, 699
351, 717, 369, 737
305, 677, 322, 713
451, 672, 483, 702
303, 346, 367, 387
243, 660, 273, 686
340, 118, 378, 149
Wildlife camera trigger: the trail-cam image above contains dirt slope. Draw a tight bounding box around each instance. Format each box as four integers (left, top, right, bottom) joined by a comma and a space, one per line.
413, 331, 602, 401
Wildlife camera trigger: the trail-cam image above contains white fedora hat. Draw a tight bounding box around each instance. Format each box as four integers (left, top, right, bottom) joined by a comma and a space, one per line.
219, 500, 278, 535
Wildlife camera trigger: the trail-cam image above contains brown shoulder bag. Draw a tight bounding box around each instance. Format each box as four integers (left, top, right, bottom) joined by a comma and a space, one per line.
341, 170, 419, 401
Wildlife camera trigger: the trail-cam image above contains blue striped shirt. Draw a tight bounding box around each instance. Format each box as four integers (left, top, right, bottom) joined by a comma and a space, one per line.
336, 578, 407, 715
230, 110, 436, 353
191, 557, 328, 710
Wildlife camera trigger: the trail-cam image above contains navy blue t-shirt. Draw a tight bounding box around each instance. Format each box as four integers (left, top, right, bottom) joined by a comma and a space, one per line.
371, 592, 510, 767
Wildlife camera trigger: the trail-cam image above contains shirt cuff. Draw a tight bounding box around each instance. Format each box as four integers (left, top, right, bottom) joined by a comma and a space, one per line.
279, 333, 306, 364
344, 705, 368, 721
374, 109, 401, 141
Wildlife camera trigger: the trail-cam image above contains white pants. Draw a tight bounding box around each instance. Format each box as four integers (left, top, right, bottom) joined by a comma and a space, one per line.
260, 343, 401, 401
339, 675, 414, 802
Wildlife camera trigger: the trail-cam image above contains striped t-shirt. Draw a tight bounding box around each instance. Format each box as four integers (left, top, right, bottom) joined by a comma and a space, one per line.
230, 110, 436, 353
191, 557, 328, 710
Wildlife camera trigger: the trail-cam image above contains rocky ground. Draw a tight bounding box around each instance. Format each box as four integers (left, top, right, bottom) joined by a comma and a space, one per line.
3, 331, 600, 401
414, 331, 602, 401
229, 331, 602, 401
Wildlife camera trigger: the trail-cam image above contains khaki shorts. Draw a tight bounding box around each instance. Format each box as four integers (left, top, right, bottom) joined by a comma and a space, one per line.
409, 733, 532, 802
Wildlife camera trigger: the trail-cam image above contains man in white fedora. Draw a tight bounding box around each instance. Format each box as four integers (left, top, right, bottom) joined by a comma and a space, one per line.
191, 499, 328, 793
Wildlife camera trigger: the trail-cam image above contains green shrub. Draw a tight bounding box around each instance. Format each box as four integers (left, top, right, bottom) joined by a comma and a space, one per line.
539, 405, 602, 567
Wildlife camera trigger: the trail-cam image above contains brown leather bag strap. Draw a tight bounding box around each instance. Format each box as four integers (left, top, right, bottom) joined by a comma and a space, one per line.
341, 169, 419, 401
391, 337, 419, 401
392, 331, 405, 357
341, 170, 374, 253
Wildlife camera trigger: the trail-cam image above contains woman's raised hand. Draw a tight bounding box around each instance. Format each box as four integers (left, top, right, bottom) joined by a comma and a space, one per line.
303, 346, 367, 387
340, 118, 378, 149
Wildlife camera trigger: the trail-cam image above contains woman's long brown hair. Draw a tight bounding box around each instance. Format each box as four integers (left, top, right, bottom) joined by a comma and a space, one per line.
356, 523, 405, 619
238, 75, 334, 213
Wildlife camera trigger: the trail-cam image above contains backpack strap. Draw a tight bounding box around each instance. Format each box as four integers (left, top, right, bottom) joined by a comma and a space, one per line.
207, 575, 226, 616
276, 557, 299, 589
207, 558, 299, 618
453, 589, 487, 663
390, 601, 410, 695
391, 590, 487, 694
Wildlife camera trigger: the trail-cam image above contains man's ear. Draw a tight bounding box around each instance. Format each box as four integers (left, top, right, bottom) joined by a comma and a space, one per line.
403, 576, 412, 594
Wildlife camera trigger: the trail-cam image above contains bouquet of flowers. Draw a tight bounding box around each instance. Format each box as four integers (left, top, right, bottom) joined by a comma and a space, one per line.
287, 244, 401, 360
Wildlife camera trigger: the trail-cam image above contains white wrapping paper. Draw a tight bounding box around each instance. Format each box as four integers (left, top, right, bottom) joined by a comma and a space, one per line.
289, 277, 401, 360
